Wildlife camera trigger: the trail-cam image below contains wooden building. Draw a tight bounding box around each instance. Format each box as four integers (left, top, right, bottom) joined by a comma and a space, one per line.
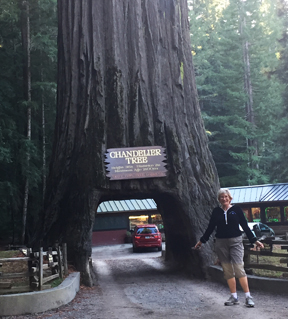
92, 183, 288, 246
92, 199, 162, 246
229, 183, 288, 235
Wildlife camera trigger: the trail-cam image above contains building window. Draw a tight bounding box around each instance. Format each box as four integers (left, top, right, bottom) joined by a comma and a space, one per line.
265, 207, 280, 222
284, 207, 288, 222
242, 208, 250, 221
129, 215, 149, 229
251, 207, 261, 222
151, 214, 163, 229
129, 214, 163, 230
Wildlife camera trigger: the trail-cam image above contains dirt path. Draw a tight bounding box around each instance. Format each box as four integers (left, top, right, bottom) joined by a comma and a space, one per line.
2, 245, 288, 319
95, 257, 288, 319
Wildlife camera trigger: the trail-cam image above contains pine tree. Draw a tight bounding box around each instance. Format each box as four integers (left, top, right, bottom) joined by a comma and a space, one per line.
269, 0, 288, 182
0, 0, 57, 242
189, 0, 285, 186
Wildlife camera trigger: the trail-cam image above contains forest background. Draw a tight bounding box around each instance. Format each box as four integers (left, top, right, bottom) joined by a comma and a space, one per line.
0, 0, 287, 243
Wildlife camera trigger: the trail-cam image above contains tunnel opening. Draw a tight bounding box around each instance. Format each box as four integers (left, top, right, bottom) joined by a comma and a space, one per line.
92, 198, 164, 247
92, 193, 209, 279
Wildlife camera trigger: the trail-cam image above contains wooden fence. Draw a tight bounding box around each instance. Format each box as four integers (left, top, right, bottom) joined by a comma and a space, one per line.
0, 243, 68, 295
243, 237, 288, 276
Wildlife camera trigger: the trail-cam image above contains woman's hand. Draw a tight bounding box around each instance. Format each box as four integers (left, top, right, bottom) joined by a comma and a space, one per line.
192, 241, 202, 250
255, 240, 264, 249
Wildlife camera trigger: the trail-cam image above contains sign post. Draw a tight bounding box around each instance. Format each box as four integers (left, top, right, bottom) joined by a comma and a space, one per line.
105, 146, 167, 180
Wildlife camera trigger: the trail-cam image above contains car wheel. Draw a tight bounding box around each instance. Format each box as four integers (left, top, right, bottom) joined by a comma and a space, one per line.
158, 245, 162, 251
133, 246, 137, 253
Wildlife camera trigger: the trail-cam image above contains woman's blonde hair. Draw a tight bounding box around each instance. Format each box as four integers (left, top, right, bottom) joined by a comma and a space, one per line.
217, 188, 233, 201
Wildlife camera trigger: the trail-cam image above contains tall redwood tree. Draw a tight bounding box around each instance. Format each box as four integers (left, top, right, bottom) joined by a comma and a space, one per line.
38, 0, 219, 285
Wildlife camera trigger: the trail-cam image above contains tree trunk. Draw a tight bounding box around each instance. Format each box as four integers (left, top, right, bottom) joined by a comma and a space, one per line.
38, 0, 219, 286
41, 69, 47, 200
240, 2, 259, 181
20, 0, 31, 245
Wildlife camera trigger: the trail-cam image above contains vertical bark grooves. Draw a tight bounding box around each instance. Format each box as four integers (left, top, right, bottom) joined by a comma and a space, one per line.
20, 0, 31, 244
39, 0, 219, 286
240, 4, 258, 176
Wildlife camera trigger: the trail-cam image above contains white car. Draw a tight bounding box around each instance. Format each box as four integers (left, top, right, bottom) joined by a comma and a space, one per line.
240, 222, 275, 239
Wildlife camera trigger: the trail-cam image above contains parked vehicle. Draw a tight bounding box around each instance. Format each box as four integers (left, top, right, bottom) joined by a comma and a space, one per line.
240, 222, 275, 239
132, 224, 162, 252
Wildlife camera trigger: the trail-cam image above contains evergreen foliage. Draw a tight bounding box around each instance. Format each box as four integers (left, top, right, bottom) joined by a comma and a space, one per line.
0, 0, 57, 242
270, 0, 288, 182
189, 0, 286, 186
0, 0, 287, 243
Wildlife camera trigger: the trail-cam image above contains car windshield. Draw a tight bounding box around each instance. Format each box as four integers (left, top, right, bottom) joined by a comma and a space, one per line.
259, 223, 269, 231
136, 227, 158, 234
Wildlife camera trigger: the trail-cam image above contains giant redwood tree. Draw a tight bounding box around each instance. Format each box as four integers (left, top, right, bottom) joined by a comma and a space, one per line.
38, 0, 219, 285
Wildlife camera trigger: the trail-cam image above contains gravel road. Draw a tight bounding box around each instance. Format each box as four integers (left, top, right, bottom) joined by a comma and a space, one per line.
2, 244, 288, 319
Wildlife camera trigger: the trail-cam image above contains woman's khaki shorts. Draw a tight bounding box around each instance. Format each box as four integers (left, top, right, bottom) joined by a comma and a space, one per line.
215, 236, 246, 280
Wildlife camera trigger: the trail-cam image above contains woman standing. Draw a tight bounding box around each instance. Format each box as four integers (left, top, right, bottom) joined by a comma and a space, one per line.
194, 188, 264, 307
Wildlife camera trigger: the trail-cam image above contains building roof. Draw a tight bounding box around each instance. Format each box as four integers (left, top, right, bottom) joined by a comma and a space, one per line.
97, 198, 157, 213
229, 183, 288, 204
97, 183, 288, 213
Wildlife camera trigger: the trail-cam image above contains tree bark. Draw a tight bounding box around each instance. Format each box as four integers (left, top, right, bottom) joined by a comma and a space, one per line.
38, 0, 219, 286
20, 0, 31, 245
240, 2, 259, 180
41, 90, 47, 199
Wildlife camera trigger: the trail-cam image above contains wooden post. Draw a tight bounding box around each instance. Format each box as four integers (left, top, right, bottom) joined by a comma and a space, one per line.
39, 247, 43, 290
62, 243, 68, 276
48, 247, 53, 267
243, 245, 251, 265
243, 243, 253, 275
27, 248, 33, 290
57, 244, 63, 279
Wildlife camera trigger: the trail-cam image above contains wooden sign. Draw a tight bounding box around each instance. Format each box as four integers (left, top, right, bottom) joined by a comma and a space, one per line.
105, 146, 167, 180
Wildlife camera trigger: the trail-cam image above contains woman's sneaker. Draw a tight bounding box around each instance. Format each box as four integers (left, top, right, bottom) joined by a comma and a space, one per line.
245, 296, 255, 307
224, 295, 239, 306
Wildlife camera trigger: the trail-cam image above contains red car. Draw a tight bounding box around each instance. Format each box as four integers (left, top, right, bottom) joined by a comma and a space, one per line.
132, 224, 162, 252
